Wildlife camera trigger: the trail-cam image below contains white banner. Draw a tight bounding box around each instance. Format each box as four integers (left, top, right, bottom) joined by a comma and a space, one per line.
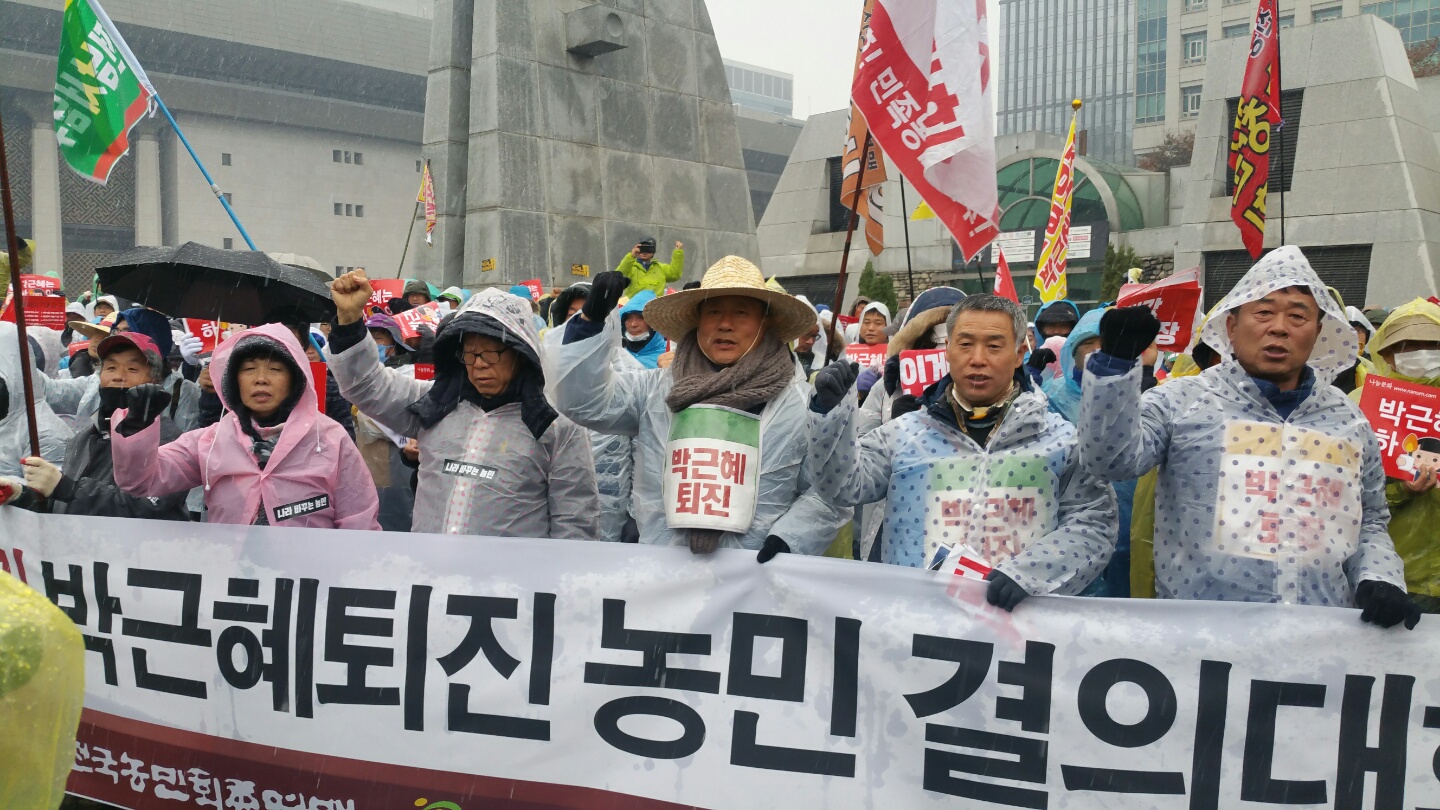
3, 510, 1438, 810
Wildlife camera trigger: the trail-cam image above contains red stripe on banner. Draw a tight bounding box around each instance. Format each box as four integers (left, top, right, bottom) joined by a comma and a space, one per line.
69, 709, 706, 810
91, 91, 153, 183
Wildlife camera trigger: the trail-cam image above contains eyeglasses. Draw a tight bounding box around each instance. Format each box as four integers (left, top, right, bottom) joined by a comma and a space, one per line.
459, 346, 511, 367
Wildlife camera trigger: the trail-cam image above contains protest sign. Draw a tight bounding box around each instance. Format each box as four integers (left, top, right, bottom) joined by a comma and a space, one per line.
1358, 374, 1440, 479
395, 301, 443, 341
20, 274, 61, 294
310, 362, 328, 415
899, 349, 948, 396
1, 293, 69, 329
4, 510, 1437, 810
183, 319, 224, 353
414, 363, 435, 381
835, 314, 857, 330
368, 279, 407, 309
845, 344, 887, 370
1117, 267, 1203, 351
664, 405, 759, 533
516, 279, 544, 302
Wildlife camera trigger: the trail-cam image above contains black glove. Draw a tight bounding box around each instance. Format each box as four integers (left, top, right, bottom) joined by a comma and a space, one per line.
757, 535, 790, 564
890, 394, 922, 419
1099, 306, 1162, 362
1355, 580, 1422, 630
1026, 347, 1056, 371
115, 383, 173, 437
883, 355, 901, 396
582, 271, 628, 323
985, 571, 1028, 612
810, 361, 859, 415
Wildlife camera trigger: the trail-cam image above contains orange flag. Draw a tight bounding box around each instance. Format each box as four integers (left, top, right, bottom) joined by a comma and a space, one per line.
841, 0, 886, 256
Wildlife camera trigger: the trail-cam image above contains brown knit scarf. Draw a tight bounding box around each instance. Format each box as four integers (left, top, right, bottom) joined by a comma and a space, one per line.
664, 329, 793, 553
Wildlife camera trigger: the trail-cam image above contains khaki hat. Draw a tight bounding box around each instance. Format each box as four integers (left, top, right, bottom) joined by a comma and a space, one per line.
643, 256, 816, 344
1373, 312, 1440, 354
68, 313, 117, 341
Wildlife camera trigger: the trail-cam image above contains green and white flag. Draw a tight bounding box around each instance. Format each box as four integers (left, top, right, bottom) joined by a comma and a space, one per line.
52, 0, 155, 185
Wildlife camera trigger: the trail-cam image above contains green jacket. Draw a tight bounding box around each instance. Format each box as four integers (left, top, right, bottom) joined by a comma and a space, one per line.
616, 249, 684, 298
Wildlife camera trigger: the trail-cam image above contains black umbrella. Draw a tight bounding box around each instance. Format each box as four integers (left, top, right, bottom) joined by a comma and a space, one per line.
96, 242, 336, 324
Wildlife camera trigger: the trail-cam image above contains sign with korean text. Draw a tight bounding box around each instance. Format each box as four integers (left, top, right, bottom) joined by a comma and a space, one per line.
6, 511, 1439, 809
1068, 225, 1094, 260
993, 229, 1036, 263
481, 258, 496, 273
518, 279, 544, 302
899, 349, 948, 396
1230, 0, 1282, 259
394, 301, 442, 341
414, 362, 435, 381
845, 343, 888, 370
836, 314, 858, 330
182, 319, 223, 354
367, 279, 407, 310
663, 405, 760, 533
571, 264, 590, 278
53, 0, 155, 185
1116, 267, 1204, 350
1, 292, 69, 329
20, 273, 61, 294
1359, 374, 1440, 479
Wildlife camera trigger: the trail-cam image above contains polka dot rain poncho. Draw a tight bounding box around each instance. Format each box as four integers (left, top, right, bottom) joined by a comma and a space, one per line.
1078, 246, 1405, 606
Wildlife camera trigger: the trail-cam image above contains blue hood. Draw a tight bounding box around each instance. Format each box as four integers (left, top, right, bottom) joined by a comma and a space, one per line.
902, 286, 965, 325
621, 290, 657, 318
1059, 308, 1105, 384
117, 307, 174, 360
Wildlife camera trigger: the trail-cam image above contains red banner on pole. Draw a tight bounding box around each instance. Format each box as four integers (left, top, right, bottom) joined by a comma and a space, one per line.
1, 293, 67, 329
1116, 267, 1203, 351
367, 279, 407, 310
1358, 374, 1440, 480
183, 319, 224, 353
899, 349, 948, 396
1229, 0, 1282, 259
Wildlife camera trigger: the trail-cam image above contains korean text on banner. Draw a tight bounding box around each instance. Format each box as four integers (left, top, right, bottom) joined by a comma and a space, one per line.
1358, 374, 1440, 479
1, 294, 68, 329
664, 405, 760, 533
841, 0, 887, 257
5, 510, 1440, 809
183, 319, 223, 353
1033, 112, 1078, 304
19, 274, 60, 294
899, 349, 948, 396
1230, 0, 1282, 259
367, 279, 407, 309
394, 301, 443, 341
414, 362, 435, 381
851, 0, 999, 261
846, 343, 888, 370
1116, 266, 1203, 351
520, 279, 545, 302
53, 0, 156, 185
418, 161, 437, 246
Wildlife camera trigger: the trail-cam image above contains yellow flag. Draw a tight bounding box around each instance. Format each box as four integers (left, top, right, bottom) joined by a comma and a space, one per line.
911, 201, 935, 221
1034, 103, 1081, 304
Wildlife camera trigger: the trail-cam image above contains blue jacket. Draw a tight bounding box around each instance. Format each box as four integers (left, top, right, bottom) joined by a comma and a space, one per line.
619, 291, 667, 369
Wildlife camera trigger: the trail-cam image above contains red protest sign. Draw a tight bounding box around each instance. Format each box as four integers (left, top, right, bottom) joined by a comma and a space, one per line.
368, 279, 407, 309
846, 344, 888, 370
19, 274, 60, 294
899, 349, 949, 396
310, 362, 328, 415
414, 363, 435, 381
1, 294, 68, 329
836, 314, 858, 329
183, 319, 224, 353
1117, 267, 1202, 351
394, 301, 443, 341
519, 279, 544, 302
1359, 374, 1440, 480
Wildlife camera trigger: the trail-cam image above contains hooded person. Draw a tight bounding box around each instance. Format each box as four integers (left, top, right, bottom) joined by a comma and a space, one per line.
615, 237, 685, 299
844, 301, 892, 345
437, 286, 467, 313
617, 290, 668, 369
548, 282, 591, 330
0, 322, 72, 479
806, 294, 1117, 608
107, 324, 380, 529
325, 275, 600, 538
403, 279, 434, 309
0, 333, 189, 520
793, 295, 843, 376
1334, 304, 1379, 393
1033, 299, 1080, 342
90, 295, 119, 321
545, 259, 851, 559
1078, 246, 1419, 628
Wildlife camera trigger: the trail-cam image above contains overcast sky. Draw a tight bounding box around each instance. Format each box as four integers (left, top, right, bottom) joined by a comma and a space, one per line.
708, 1, 1002, 121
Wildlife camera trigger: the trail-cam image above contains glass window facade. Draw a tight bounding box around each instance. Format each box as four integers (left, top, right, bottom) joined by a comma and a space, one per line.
1135, 0, 1166, 125
1223, 21, 1250, 37
722, 61, 794, 117
1181, 84, 1202, 117
995, 156, 1147, 231
1312, 4, 1343, 20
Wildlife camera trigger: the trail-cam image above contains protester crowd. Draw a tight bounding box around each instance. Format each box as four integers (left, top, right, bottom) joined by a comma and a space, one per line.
1, 237, 1433, 630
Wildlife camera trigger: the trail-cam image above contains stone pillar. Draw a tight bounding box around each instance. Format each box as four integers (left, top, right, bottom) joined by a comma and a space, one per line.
420, 0, 473, 288
134, 128, 162, 246
29, 117, 63, 278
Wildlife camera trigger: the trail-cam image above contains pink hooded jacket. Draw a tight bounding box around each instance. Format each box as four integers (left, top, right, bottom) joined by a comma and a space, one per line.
111, 323, 380, 530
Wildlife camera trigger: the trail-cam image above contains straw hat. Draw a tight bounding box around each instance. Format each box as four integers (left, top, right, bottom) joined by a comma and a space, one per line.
68, 313, 117, 341
643, 256, 816, 344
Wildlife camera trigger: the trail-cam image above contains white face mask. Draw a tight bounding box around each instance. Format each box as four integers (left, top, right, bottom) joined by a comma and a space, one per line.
1393, 348, 1440, 379
930, 323, 949, 347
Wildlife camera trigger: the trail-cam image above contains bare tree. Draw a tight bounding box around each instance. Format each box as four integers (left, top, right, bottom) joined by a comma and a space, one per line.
1409, 38, 1440, 78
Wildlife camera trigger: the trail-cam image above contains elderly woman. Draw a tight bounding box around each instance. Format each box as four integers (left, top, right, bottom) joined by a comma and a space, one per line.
544, 258, 850, 560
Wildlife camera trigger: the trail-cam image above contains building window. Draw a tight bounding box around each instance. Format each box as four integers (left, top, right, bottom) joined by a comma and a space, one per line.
335, 266, 344, 276
334, 203, 342, 216
1182, 85, 1203, 118
1279, 14, 1294, 27
221, 152, 231, 166
1183, 32, 1207, 63
344, 151, 352, 164
354, 152, 364, 166
333, 150, 342, 163
416, 160, 422, 172
1312, 5, 1342, 20
355, 205, 364, 218
345, 204, 353, 216
1222, 21, 1250, 38
1136, 0, 1168, 124
1226, 89, 1304, 196
223, 238, 233, 250
826, 157, 850, 233
1184, 0, 1206, 11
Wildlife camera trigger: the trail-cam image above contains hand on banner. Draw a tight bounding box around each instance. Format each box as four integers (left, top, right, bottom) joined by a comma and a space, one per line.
1026, 347, 1056, 372
178, 334, 205, 367
1355, 580, 1423, 630
330, 270, 375, 326
20, 457, 62, 499
756, 535, 790, 564
985, 571, 1028, 612
0, 476, 23, 506
1099, 306, 1162, 361
810, 361, 859, 415
116, 383, 173, 437
582, 272, 627, 323
1403, 466, 1438, 494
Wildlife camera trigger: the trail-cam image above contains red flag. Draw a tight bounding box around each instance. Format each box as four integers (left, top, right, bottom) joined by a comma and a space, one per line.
1229, 0, 1282, 259
993, 244, 1020, 303
841, 1, 887, 256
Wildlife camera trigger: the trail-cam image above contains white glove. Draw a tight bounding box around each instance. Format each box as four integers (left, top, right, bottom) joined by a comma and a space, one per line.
178, 334, 205, 366
0, 476, 25, 506
21, 457, 63, 499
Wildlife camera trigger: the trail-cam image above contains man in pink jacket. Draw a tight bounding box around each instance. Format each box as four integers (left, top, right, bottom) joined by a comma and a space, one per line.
110, 323, 379, 529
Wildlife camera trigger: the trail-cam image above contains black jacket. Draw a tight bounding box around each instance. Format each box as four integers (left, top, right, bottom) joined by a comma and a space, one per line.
15, 415, 191, 520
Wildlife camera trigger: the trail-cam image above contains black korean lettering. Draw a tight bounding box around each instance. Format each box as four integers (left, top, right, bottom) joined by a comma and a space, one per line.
1335, 674, 1412, 810
435, 592, 555, 740
830, 617, 861, 738
42, 561, 123, 686
1427, 706, 1440, 786
1189, 660, 1232, 810
583, 599, 720, 693
924, 726, 1047, 809
997, 641, 1053, 734
726, 614, 854, 778
903, 635, 994, 718
42, 561, 87, 624
315, 587, 400, 706
212, 577, 294, 713
295, 578, 318, 718
1061, 658, 1184, 795
122, 569, 212, 699
1241, 680, 1328, 805
594, 696, 705, 759
403, 585, 432, 732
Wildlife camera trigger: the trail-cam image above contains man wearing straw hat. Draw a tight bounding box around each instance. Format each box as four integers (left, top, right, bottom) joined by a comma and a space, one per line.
544, 258, 850, 559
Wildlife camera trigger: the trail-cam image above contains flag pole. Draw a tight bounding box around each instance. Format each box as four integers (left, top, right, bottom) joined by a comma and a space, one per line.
0, 101, 43, 458
152, 95, 258, 251
395, 200, 422, 279
898, 175, 916, 303
1275, 25, 1286, 247
832, 130, 874, 315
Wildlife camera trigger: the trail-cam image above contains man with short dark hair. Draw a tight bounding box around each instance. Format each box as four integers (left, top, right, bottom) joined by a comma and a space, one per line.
1079, 247, 1419, 629
807, 294, 1117, 610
